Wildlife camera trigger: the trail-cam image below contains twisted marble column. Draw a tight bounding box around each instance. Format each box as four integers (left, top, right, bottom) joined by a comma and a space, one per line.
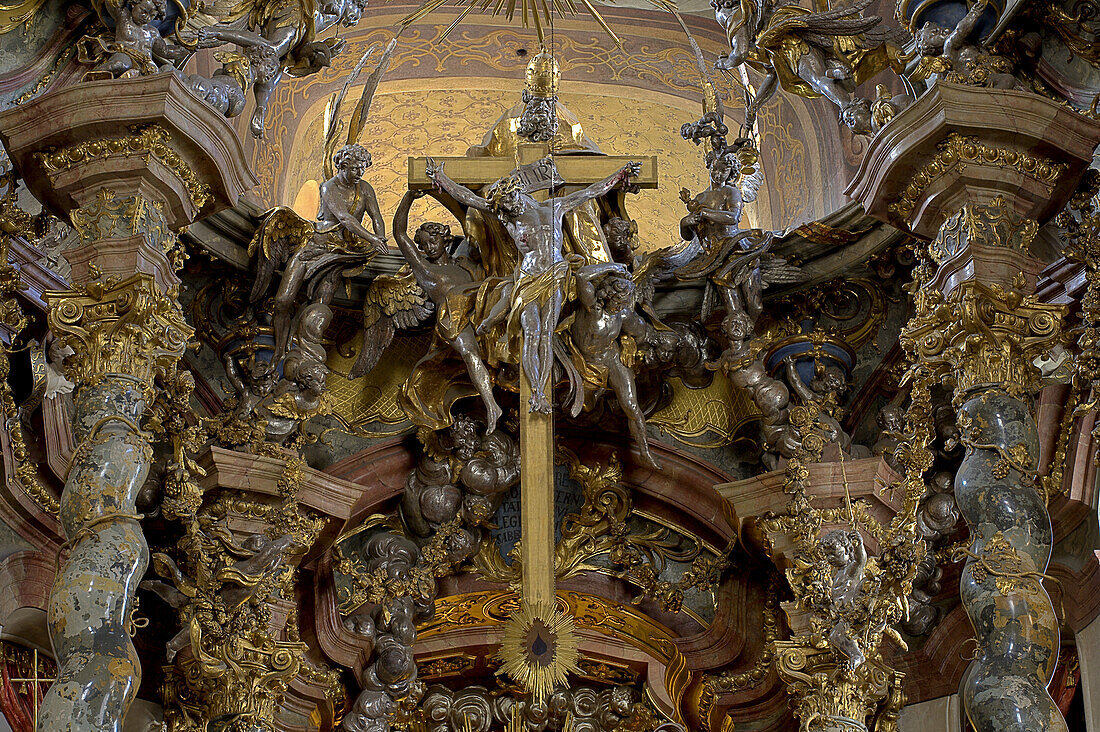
40, 275, 189, 731
955, 388, 1065, 732
39, 377, 152, 731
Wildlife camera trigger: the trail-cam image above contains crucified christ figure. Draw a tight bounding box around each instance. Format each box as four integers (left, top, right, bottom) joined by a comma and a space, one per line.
426, 158, 641, 414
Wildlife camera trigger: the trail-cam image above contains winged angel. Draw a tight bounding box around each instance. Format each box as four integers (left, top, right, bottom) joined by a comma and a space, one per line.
243, 41, 413, 434
713, 0, 909, 129
84, 0, 366, 136
674, 13, 801, 356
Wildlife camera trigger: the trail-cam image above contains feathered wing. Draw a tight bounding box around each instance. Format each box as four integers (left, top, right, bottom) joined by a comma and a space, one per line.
761, 0, 882, 48
348, 269, 434, 379
322, 43, 380, 180
179, 0, 253, 32
633, 239, 701, 319
247, 206, 314, 304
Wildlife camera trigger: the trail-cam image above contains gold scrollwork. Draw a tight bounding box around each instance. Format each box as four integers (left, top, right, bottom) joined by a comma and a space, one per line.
927, 195, 1039, 263
887, 133, 1067, 225
900, 273, 1067, 400
34, 124, 212, 210
45, 273, 192, 391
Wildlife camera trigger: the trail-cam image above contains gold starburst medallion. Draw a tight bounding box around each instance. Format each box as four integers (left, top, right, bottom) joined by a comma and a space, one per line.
495, 600, 580, 702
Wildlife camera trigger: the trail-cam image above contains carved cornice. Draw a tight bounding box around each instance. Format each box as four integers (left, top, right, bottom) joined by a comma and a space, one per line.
35, 125, 212, 211
888, 135, 1066, 225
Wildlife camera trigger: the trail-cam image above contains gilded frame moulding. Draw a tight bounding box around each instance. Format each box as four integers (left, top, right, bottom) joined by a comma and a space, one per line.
887, 133, 1067, 224
34, 124, 213, 211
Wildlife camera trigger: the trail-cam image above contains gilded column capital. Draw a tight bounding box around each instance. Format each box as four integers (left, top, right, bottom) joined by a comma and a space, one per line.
900, 275, 1065, 399
44, 273, 192, 392
774, 643, 900, 731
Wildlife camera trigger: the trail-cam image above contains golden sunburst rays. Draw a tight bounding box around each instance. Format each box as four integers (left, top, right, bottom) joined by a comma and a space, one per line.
398, 0, 679, 47
495, 600, 581, 703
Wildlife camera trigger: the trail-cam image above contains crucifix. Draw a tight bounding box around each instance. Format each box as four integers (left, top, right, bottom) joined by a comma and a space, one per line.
407, 141, 657, 687
2, 647, 54, 729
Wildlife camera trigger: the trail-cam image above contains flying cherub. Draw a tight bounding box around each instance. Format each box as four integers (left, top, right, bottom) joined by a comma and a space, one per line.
182, 0, 368, 136
713, 0, 910, 130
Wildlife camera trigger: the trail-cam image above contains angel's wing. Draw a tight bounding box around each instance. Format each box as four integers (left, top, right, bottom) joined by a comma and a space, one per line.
179, 0, 253, 32
322, 35, 399, 179
246, 0, 316, 40
345, 37, 399, 149
633, 239, 701, 316
322, 44, 380, 180
347, 270, 435, 379
761, 0, 881, 48
247, 206, 315, 304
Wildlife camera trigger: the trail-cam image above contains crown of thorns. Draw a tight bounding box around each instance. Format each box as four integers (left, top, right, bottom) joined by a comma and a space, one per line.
485, 175, 524, 207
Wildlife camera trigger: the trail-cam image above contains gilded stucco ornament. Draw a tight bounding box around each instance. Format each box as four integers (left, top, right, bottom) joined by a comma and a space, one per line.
411, 681, 676, 732
151, 463, 326, 731
45, 273, 192, 393
899, 274, 1065, 399
0, 172, 60, 516
886, 134, 1066, 225
35, 124, 213, 211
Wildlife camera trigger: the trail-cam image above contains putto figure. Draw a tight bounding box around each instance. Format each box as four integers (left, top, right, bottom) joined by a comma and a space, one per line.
567, 262, 661, 469
426, 157, 642, 414
79, 0, 182, 77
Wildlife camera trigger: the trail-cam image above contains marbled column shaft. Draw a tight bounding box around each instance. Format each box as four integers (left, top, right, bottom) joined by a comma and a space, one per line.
955, 388, 1066, 732
39, 376, 152, 732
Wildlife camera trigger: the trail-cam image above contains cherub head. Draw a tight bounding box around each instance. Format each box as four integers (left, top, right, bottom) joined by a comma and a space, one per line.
877, 403, 904, 434
249, 358, 278, 396
915, 21, 950, 56
603, 216, 639, 263
820, 529, 856, 569
595, 269, 636, 312
413, 222, 454, 262
297, 360, 328, 397
485, 174, 527, 218
333, 144, 372, 183
722, 308, 754, 343
840, 97, 873, 135
811, 364, 846, 397
449, 414, 482, 460
130, 0, 167, 25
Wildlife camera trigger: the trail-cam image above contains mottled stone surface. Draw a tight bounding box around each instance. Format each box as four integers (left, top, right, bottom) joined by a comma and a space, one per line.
39, 377, 150, 732
955, 388, 1066, 732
